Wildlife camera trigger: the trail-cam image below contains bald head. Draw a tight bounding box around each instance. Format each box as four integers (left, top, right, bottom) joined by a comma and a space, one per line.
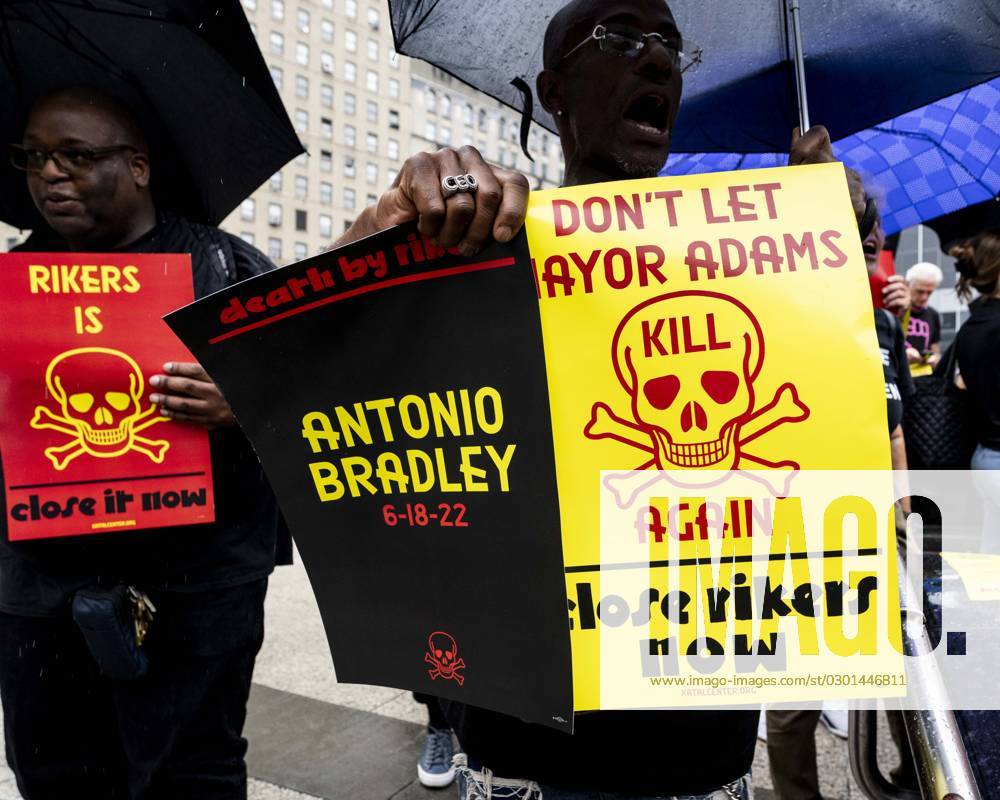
29, 87, 149, 154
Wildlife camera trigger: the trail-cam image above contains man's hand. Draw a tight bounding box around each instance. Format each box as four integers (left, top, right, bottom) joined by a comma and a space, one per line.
148, 362, 235, 430
883, 274, 911, 317
337, 146, 530, 256
788, 126, 866, 220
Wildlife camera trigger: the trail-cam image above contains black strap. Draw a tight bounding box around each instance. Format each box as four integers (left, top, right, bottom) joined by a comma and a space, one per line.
511, 77, 535, 163
858, 196, 878, 240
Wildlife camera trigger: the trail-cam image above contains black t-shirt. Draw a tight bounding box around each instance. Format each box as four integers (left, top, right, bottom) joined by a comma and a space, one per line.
0, 212, 287, 616
876, 309, 914, 432
906, 306, 941, 355
956, 297, 1000, 450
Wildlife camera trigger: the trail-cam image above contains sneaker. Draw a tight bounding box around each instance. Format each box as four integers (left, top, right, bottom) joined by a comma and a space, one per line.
417, 726, 456, 788
820, 709, 849, 740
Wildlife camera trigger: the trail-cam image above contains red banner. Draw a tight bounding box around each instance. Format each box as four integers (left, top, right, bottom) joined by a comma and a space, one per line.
0, 253, 214, 540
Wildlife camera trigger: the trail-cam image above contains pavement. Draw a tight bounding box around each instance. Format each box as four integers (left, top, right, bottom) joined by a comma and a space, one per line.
0, 556, 906, 799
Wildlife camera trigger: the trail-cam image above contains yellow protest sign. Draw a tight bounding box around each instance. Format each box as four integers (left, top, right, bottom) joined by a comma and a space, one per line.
525, 163, 901, 709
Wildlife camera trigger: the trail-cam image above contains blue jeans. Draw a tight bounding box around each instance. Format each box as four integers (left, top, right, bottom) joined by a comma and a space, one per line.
454, 755, 753, 800
971, 444, 1000, 554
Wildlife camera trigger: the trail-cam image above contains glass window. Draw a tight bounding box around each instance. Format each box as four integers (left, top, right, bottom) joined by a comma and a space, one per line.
295, 74, 309, 98
367, 39, 378, 61
268, 202, 282, 226
294, 151, 307, 167
463, 103, 473, 126
320, 51, 334, 74
240, 232, 255, 245
345, 0, 357, 18
321, 116, 333, 138
366, 100, 378, 123
425, 122, 436, 141
345, 29, 357, 52
269, 171, 282, 192
243, 0, 257, 10
388, 78, 400, 99
440, 94, 451, 118
320, 182, 332, 204
269, 66, 283, 90
294, 242, 307, 261
269, 31, 283, 54
295, 209, 307, 231
387, 168, 398, 185
387, 138, 399, 160
320, 149, 332, 171
478, 108, 487, 131
367, 7, 380, 29
388, 46, 399, 68
320, 84, 333, 108
268, 237, 282, 260
366, 132, 378, 154
344, 124, 356, 147
344, 61, 356, 82
296, 41, 309, 66
440, 127, 451, 144
342, 188, 356, 211
542, 134, 550, 156
271, 0, 284, 20
294, 109, 308, 132
240, 198, 255, 221
366, 70, 378, 92
426, 87, 437, 113
320, 214, 334, 236
344, 156, 356, 177
296, 8, 309, 30
295, 175, 308, 199
344, 93, 356, 115
499, 117, 507, 139
367, 193, 378, 205
388, 109, 399, 130
365, 162, 378, 184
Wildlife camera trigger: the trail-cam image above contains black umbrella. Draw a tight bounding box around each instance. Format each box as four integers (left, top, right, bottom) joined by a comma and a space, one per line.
0, 0, 304, 229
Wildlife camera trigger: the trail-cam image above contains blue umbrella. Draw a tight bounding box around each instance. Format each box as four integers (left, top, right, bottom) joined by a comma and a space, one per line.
662, 77, 1000, 235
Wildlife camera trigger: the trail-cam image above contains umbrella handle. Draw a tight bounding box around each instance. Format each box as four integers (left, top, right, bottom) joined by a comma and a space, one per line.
787, 0, 811, 133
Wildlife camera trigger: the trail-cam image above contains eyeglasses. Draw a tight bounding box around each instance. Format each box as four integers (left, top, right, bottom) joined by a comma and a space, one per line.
9, 144, 137, 175
560, 24, 702, 73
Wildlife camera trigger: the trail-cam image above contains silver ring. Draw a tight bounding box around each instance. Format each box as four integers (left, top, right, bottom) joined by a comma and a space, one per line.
441, 173, 479, 198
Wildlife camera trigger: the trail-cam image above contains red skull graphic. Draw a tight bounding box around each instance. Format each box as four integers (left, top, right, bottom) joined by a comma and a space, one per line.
425, 630, 465, 685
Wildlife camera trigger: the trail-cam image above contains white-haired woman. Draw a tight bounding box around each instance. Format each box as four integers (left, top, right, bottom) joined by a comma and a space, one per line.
905, 261, 944, 368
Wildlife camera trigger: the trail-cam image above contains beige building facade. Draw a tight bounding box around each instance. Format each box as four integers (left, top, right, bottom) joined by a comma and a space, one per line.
1, 0, 563, 264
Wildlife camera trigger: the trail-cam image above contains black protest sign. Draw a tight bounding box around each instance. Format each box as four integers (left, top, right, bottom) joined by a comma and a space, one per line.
166, 224, 573, 731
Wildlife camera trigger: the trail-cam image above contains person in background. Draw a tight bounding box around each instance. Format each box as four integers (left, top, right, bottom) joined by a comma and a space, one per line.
951, 230, 1000, 554
905, 261, 944, 369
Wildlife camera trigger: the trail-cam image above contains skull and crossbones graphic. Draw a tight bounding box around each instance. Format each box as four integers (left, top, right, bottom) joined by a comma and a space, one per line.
424, 630, 465, 685
584, 291, 810, 507
30, 347, 170, 471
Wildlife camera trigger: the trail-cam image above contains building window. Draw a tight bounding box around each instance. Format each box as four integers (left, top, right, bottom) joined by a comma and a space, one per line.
268, 202, 282, 226
388, 109, 399, 129
271, 0, 284, 20
243, 0, 256, 10
296, 7, 310, 30
268, 237, 282, 260
344, 93, 356, 115
542, 134, 550, 156
269, 66, 283, 90
294, 242, 307, 261
344, 61, 356, 82
295, 209, 307, 231
367, 7, 380, 29
269, 171, 282, 192
295, 74, 309, 98
388, 46, 399, 68
295, 174, 308, 199
344, 156, 356, 177
367, 39, 379, 61
387, 168, 398, 185
387, 138, 399, 160
320, 51, 334, 74
366, 70, 378, 92
320, 182, 332, 204
345, 0, 357, 18
425, 121, 436, 141
296, 41, 309, 66
345, 29, 357, 52
440, 94, 451, 118
320, 149, 332, 171
320, 214, 333, 236
295, 151, 307, 167
367, 193, 378, 206
321, 19, 334, 42
320, 83, 333, 108
426, 87, 437, 113
240, 231, 255, 245
440, 126, 451, 145
388, 78, 400, 99
366, 100, 378, 123
342, 189, 356, 211
321, 116, 333, 138
240, 198, 255, 221
344, 124, 356, 148
366, 132, 378, 154
365, 162, 378, 184
294, 109, 308, 132
499, 117, 507, 139
478, 108, 487, 131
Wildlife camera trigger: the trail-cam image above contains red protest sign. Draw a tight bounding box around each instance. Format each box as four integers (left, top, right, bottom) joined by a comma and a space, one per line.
0, 253, 214, 540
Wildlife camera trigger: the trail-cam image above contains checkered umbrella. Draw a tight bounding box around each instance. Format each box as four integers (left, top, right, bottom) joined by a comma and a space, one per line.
662, 78, 1000, 236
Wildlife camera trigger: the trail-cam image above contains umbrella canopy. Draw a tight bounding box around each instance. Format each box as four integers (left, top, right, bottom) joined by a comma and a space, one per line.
663, 77, 1000, 236
0, 0, 304, 229
388, 0, 1000, 154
